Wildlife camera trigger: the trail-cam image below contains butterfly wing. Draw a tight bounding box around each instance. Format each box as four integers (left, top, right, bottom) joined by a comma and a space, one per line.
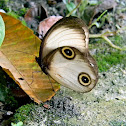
38, 16, 98, 92
40, 16, 89, 60
43, 47, 98, 92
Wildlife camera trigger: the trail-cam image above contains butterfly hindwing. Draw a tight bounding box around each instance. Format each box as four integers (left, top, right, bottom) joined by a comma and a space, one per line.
43, 47, 98, 92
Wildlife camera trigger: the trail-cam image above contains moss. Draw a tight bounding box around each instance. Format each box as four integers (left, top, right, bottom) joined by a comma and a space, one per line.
12, 103, 34, 123
110, 35, 124, 46
89, 35, 126, 72
109, 120, 126, 126
11, 121, 23, 126
95, 50, 126, 72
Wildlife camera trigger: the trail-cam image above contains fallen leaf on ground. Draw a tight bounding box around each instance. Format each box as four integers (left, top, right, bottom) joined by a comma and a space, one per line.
0, 12, 60, 104
24, 4, 47, 32
38, 16, 63, 39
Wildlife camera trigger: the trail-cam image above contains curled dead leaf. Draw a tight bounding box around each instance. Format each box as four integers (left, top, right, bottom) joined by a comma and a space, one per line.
24, 5, 47, 22
24, 4, 47, 32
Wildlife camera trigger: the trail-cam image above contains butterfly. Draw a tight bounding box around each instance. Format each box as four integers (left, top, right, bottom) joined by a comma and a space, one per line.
0, 13, 98, 103
36, 16, 98, 92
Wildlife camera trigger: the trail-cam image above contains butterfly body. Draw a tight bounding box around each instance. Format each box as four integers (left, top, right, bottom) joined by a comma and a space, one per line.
37, 16, 98, 92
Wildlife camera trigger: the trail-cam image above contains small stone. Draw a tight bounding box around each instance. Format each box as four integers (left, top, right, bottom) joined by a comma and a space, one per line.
53, 120, 61, 124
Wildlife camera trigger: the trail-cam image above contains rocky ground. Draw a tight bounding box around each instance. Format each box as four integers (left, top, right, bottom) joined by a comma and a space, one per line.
11, 64, 126, 126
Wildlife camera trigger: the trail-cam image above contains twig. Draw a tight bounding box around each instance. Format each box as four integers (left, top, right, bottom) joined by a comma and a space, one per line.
102, 36, 122, 50
88, 10, 108, 29
89, 31, 126, 51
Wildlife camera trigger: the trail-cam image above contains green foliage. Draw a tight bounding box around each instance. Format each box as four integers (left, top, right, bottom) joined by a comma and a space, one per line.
66, 1, 76, 16
88, 10, 108, 29
78, 0, 88, 17
19, 8, 27, 17
64, 0, 88, 17
13, 104, 34, 123
0, 0, 9, 10
111, 35, 123, 46
109, 120, 126, 126
21, 19, 27, 26
11, 121, 23, 126
95, 50, 126, 72
88, 0, 99, 5
0, 15, 5, 47
90, 35, 126, 72
63, 0, 100, 19
0, 68, 18, 108
7, 12, 20, 19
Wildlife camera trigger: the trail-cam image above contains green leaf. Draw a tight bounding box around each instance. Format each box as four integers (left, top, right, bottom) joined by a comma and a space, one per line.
88, 0, 99, 5
0, 15, 5, 47
66, 2, 76, 16
79, 0, 88, 14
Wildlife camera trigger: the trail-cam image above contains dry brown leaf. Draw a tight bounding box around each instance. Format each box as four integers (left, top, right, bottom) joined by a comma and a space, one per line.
83, 0, 117, 25
95, 0, 117, 14
38, 16, 63, 39
0, 12, 60, 104
24, 4, 47, 22
24, 4, 47, 32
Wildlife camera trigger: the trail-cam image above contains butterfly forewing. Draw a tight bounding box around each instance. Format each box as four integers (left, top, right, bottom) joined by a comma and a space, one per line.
40, 17, 89, 59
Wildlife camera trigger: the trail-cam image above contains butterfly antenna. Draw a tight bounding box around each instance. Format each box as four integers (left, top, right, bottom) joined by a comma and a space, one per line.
47, 75, 56, 93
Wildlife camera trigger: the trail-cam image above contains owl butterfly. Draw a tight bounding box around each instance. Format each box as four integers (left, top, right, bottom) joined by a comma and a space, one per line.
36, 16, 98, 92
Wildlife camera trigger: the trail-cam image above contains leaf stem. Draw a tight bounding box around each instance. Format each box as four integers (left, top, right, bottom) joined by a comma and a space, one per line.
102, 36, 122, 50
89, 33, 126, 50
88, 10, 108, 29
